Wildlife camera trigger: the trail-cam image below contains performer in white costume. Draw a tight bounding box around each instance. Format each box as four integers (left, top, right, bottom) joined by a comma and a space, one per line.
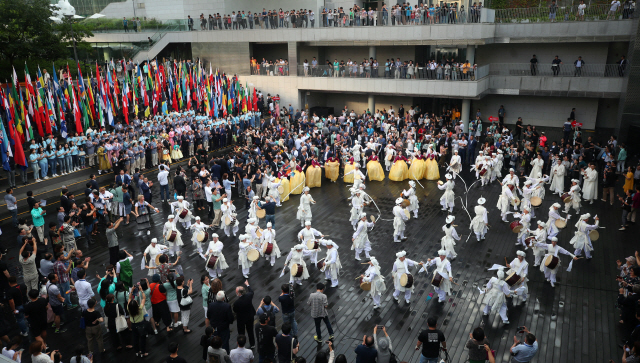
221, 198, 239, 237
143, 238, 168, 276
448, 150, 462, 179
490, 152, 502, 182
384, 145, 396, 172
421, 250, 453, 303
569, 213, 599, 259
171, 196, 193, 228
564, 179, 582, 214
402, 181, 419, 219
392, 251, 419, 304
349, 189, 366, 230
438, 174, 455, 212
297, 187, 316, 227
473, 151, 485, 179
515, 208, 531, 248
189, 216, 210, 253
360, 257, 386, 309
550, 159, 566, 195
506, 250, 529, 302
480, 156, 493, 186
530, 221, 548, 266
519, 180, 539, 218
345, 164, 366, 190
534, 237, 578, 287
529, 173, 548, 200
502, 168, 520, 187
529, 154, 544, 178
163, 215, 184, 256
248, 196, 260, 221
582, 163, 598, 204
482, 268, 511, 324
470, 197, 489, 241
319, 240, 341, 287
259, 222, 281, 266
245, 218, 260, 246
441, 215, 460, 260
268, 176, 283, 207
497, 184, 516, 222
392, 198, 408, 242
352, 141, 363, 168
546, 203, 567, 240
238, 234, 257, 278
352, 213, 374, 260
201, 233, 229, 278
283, 244, 313, 285
298, 222, 324, 264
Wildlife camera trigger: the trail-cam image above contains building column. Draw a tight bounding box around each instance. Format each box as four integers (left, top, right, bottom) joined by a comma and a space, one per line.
368, 94, 375, 113
466, 45, 475, 64
288, 41, 298, 76
461, 99, 470, 133
369, 46, 376, 60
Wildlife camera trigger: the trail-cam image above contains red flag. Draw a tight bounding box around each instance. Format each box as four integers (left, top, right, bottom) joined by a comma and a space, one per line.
252, 88, 257, 112
9, 120, 27, 168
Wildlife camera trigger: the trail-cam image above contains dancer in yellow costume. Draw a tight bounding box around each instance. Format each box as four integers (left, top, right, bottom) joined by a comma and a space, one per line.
366, 154, 385, 182
305, 157, 322, 188
408, 149, 426, 181
289, 160, 305, 195
424, 146, 440, 180
276, 173, 290, 203
389, 151, 409, 181
325, 156, 340, 182
344, 157, 356, 184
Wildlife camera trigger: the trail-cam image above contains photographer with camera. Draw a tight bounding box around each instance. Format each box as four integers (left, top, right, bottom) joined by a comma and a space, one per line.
466, 327, 491, 363
373, 326, 392, 363
510, 326, 538, 363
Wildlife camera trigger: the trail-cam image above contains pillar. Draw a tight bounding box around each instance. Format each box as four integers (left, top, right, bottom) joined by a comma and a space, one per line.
288, 42, 298, 76
369, 46, 376, 60
466, 45, 475, 64
461, 99, 471, 134
368, 94, 375, 114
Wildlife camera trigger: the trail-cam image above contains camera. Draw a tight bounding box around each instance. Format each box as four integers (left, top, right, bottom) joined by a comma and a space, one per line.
517, 326, 526, 333
478, 345, 484, 350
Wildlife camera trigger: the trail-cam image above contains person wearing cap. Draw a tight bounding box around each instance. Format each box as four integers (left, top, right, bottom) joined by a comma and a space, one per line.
438, 174, 455, 212
479, 155, 493, 186
441, 215, 461, 260
248, 196, 260, 221
402, 180, 419, 219
529, 154, 544, 179
283, 244, 313, 285
360, 257, 386, 309
351, 140, 363, 168
520, 180, 540, 219
506, 251, 529, 302
268, 177, 283, 207
259, 222, 281, 266
238, 235, 257, 278
392, 251, 419, 303
502, 168, 520, 187
533, 237, 578, 287
473, 150, 485, 179
529, 221, 548, 266
448, 149, 462, 179
482, 268, 511, 324
384, 144, 396, 172
143, 238, 168, 276
201, 233, 228, 278
470, 197, 489, 241
564, 179, 582, 214
528, 173, 548, 201
163, 215, 184, 256
581, 163, 598, 204
345, 163, 366, 190
319, 240, 341, 287
490, 151, 503, 183
514, 208, 532, 248
545, 203, 566, 240
421, 250, 453, 303
298, 222, 324, 265
352, 213, 375, 260
349, 189, 366, 230
569, 213, 599, 259
170, 196, 193, 229
297, 187, 316, 228
190, 216, 211, 253
392, 197, 409, 242
549, 158, 566, 196
222, 198, 239, 237
497, 183, 516, 222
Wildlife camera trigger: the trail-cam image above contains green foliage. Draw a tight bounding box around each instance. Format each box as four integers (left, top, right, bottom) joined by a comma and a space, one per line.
82, 18, 163, 31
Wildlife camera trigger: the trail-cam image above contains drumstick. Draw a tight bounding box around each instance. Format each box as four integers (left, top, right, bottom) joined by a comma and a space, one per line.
360, 263, 370, 264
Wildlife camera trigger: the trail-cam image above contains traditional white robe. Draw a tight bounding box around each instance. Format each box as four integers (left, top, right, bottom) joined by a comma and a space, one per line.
550, 163, 565, 194
259, 228, 281, 262
402, 187, 419, 213
530, 158, 544, 178
470, 205, 488, 238
352, 220, 374, 252
546, 207, 565, 239
506, 257, 529, 300
392, 205, 408, 239
202, 240, 229, 277
425, 257, 452, 300
392, 258, 418, 294
321, 244, 342, 285
582, 168, 598, 201
440, 225, 460, 259
569, 219, 599, 257
363, 265, 386, 303
298, 227, 322, 263
189, 222, 208, 249
143, 244, 168, 276
564, 185, 582, 212
297, 193, 315, 224
438, 180, 455, 208
285, 249, 313, 283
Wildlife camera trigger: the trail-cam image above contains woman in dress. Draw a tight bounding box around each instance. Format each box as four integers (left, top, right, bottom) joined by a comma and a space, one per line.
366, 154, 385, 181
289, 160, 305, 195
97, 143, 111, 175
389, 151, 409, 182
192, 177, 205, 210
171, 143, 183, 161
344, 156, 356, 183
424, 146, 440, 180
134, 195, 160, 234
325, 155, 340, 182
408, 149, 426, 180
624, 166, 634, 193
276, 172, 290, 203
305, 155, 322, 188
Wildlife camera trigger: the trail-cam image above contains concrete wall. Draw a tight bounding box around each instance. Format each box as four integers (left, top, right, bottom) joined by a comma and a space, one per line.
488, 75, 625, 98
472, 95, 598, 129
302, 45, 417, 63
476, 43, 609, 65
191, 42, 250, 75
306, 93, 414, 114
596, 98, 620, 129
251, 43, 289, 62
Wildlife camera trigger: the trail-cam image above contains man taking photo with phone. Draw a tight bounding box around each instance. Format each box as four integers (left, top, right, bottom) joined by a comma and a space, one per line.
510, 326, 538, 363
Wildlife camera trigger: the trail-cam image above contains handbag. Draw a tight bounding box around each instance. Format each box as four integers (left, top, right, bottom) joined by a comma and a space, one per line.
114, 304, 128, 332
179, 288, 193, 306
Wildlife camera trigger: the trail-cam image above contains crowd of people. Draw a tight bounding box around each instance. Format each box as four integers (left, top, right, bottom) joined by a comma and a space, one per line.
0, 85, 637, 363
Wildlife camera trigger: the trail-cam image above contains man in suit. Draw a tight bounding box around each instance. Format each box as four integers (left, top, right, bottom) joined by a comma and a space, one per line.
322, 146, 334, 164
467, 135, 478, 165
89, 174, 99, 191
173, 171, 187, 197
140, 177, 153, 203
233, 280, 256, 349
206, 290, 235, 354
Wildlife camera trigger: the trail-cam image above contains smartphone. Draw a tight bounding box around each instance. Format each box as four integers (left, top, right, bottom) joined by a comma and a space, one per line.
377, 325, 385, 329
478, 345, 484, 350
87, 353, 93, 360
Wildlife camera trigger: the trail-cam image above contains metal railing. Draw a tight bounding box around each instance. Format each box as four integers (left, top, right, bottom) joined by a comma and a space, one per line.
494, 4, 633, 23
295, 65, 485, 80
489, 63, 628, 77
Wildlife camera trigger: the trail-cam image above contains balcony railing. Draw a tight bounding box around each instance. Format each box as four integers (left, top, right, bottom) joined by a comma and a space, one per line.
488, 63, 628, 77
494, 4, 633, 23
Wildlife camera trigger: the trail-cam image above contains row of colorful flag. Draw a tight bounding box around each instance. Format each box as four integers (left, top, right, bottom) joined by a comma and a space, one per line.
0, 59, 259, 170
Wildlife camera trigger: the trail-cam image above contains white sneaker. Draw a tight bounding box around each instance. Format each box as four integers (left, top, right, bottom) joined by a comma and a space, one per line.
44, 176, 49, 180
393, 296, 399, 301
405, 299, 410, 304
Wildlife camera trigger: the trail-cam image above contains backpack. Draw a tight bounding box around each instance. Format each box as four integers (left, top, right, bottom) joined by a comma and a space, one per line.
262, 305, 276, 327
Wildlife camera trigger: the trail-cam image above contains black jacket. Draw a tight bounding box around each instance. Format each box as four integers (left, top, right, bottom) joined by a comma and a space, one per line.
233, 285, 255, 323
173, 175, 187, 192
206, 300, 234, 331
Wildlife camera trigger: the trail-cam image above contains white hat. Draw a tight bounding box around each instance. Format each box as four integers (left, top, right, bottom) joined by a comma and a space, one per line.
370, 257, 379, 266
325, 240, 338, 249
498, 149, 503, 154
580, 213, 591, 220
349, 187, 356, 193
509, 168, 514, 172
537, 173, 542, 178
550, 237, 558, 242
396, 251, 407, 258
211, 233, 219, 238
267, 222, 272, 228
445, 215, 455, 224
151, 238, 158, 244
524, 180, 533, 186
537, 221, 546, 227
195, 216, 201, 220
552, 203, 561, 208
303, 187, 310, 192
517, 250, 526, 257
360, 212, 367, 219
168, 215, 175, 219
294, 244, 304, 250
497, 269, 505, 279
454, 149, 458, 153
571, 179, 579, 183
477, 197, 486, 205
253, 196, 260, 200
409, 180, 416, 187
177, 196, 184, 200
223, 198, 228, 203
395, 197, 403, 205
248, 218, 256, 224
355, 189, 361, 194
354, 164, 360, 168
305, 221, 311, 226
445, 173, 452, 179
479, 151, 484, 154
438, 250, 447, 256
239, 234, 248, 241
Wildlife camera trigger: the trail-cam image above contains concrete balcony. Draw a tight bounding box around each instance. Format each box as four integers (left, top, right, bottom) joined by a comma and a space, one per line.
488, 75, 626, 98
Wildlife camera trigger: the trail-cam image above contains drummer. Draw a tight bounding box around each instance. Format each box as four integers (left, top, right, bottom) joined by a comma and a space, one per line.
360, 257, 386, 309
569, 213, 599, 260
190, 216, 209, 253
498, 184, 516, 223
515, 208, 532, 248
441, 215, 460, 260
171, 196, 192, 229
283, 244, 314, 285
143, 238, 168, 277
564, 179, 582, 215
319, 240, 341, 288
529, 221, 548, 267
473, 151, 484, 179
420, 250, 453, 303
482, 268, 511, 324
448, 150, 462, 179
297, 187, 316, 228
202, 233, 228, 278
163, 215, 184, 256
546, 203, 567, 240
437, 174, 455, 213
259, 222, 281, 266
392, 251, 419, 304
297, 221, 324, 265
533, 237, 578, 287
502, 168, 520, 187
248, 196, 260, 221
505, 251, 529, 303
392, 197, 409, 243
470, 197, 489, 242
352, 213, 374, 261
245, 218, 260, 246
349, 189, 365, 231
480, 156, 493, 186
402, 181, 419, 219
238, 234, 257, 278
221, 198, 239, 237
520, 180, 540, 218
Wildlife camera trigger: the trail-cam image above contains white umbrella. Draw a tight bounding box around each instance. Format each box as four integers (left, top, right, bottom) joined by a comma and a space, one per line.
88, 13, 105, 19
73, 14, 85, 19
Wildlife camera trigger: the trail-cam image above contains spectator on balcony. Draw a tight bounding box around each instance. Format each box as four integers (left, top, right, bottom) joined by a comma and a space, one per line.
608, 0, 622, 19
552, 56, 563, 76
619, 55, 627, 76
577, 0, 587, 20
530, 54, 538, 75
187, 15, 194, 31
549, 0, 558, 22
123, 17, 128, 32
574, 56, 585, 76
